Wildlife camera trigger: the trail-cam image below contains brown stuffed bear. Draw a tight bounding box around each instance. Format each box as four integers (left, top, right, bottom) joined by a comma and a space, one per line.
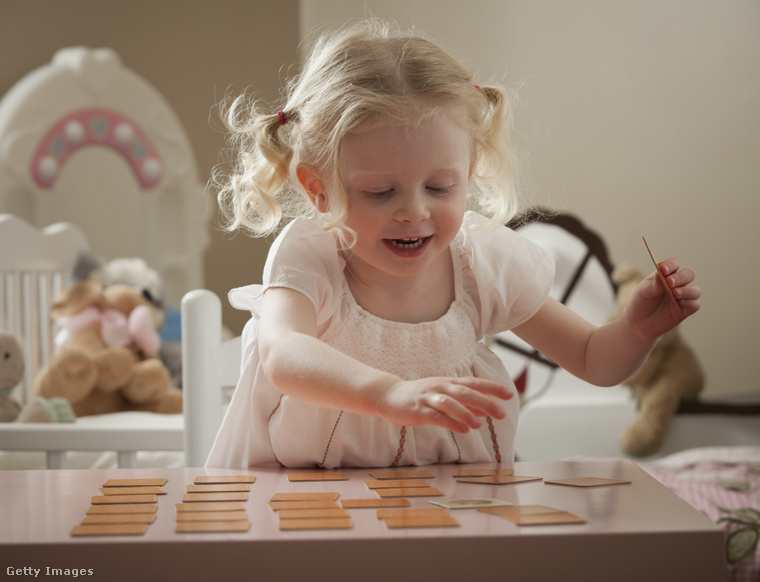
34, 281, 182, 417
611, 264, 704, 458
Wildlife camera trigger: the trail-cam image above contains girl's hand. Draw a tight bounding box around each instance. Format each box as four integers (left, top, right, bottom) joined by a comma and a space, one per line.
374, 377, 513, 434
625, 257, 701, 342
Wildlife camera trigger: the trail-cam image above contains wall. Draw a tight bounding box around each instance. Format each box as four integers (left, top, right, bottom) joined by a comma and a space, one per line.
300, 0, 760, 398
0, 0, 300, 334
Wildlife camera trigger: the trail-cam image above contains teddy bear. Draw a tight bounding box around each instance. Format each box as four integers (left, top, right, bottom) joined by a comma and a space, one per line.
0, 331, 24, 422
611, 264, 705, 458
73, 252, 183, 388
0, 330, 78, 423
33, 280, 182, 417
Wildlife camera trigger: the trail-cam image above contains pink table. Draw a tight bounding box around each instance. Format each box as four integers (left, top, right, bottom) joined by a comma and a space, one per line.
0, 459, 724, 582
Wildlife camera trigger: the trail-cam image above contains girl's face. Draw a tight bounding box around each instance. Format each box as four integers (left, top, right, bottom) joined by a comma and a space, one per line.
336, 112, 471, 285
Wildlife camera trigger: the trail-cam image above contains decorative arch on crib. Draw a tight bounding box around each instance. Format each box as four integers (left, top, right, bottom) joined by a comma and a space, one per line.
30, 107, 163, 190
0, 46, 210, 306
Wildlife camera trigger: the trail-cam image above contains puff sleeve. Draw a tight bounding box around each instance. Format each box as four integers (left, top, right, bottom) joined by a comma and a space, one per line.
459, 212, 555, 337
228, 218, 344, 327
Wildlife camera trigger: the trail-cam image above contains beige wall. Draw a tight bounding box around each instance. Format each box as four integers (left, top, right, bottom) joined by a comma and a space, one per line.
300, 0, 760, 398
0, 0, 300, 335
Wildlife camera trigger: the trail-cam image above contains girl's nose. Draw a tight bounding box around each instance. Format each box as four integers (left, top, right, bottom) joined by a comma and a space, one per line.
394, 189, 430, 223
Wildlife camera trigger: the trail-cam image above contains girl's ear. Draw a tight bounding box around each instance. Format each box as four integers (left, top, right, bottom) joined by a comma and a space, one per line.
297, 164, 329, 213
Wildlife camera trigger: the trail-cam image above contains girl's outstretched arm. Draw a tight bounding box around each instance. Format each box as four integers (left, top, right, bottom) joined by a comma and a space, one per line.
513, 257, 701, 387
258, 287, 513, 433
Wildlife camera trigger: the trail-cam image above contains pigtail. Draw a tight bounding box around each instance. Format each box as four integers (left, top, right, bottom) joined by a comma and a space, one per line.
469, 84, 521, 226
215, 93, 303, 237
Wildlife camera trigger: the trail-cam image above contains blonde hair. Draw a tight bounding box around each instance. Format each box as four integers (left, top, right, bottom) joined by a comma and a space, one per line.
215, 19, 520, 239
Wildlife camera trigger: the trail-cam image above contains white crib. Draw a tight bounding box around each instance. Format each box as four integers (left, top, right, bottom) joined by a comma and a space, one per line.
0, 265, 234, 469
0, 46, 215, 469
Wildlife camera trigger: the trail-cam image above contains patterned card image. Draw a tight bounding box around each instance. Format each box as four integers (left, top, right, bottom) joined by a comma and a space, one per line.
430, 498, 512, 510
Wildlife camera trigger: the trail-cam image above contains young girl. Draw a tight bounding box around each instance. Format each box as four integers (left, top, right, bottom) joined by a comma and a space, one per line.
207, 20, 701, 469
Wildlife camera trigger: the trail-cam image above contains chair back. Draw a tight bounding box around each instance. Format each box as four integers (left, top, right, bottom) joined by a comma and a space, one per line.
181, 289, 241, 467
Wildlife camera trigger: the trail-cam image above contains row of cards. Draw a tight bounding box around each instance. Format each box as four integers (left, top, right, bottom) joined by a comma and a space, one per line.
70, 478, 168, 537
69, 469, 632, 535
175, 475, 256, 533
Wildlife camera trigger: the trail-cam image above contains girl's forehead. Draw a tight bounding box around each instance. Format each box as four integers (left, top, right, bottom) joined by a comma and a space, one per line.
337, 114, 472, 177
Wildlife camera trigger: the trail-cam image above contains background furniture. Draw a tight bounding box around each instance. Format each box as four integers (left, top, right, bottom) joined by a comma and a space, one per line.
0, 46, 212, 469
490, 209, 760, 462
0, 46, 209, 309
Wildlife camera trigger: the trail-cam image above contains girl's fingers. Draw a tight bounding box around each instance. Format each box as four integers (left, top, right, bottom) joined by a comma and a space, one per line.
427, 393, 481, 431
460, 377, 514, 400
434, 381, 509, 423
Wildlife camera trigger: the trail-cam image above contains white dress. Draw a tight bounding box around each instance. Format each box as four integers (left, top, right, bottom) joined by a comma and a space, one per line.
206, 212, 554, 469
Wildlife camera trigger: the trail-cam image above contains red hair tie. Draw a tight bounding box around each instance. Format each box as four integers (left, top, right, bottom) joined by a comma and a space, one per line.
276, 110, 287, 125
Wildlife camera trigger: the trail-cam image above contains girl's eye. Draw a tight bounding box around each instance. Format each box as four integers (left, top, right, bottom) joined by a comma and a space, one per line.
363, 189, 393, 199
427, 185, 452, 194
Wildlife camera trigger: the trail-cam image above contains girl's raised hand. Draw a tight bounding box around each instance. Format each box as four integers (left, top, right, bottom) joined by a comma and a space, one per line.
374, 376, 513, 434
625, 257, 701, 342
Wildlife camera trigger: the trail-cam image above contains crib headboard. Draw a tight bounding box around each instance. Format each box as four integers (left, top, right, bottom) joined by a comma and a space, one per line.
0, 47, 209, 308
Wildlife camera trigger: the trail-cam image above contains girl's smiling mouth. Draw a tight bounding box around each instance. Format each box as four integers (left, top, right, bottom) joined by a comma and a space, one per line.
388, 237, 428, 249
383, 236, 432, 256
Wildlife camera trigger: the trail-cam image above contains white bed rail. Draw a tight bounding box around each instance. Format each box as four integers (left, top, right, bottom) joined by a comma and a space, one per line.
0, 289, 238, 470
0, 422, 183, 469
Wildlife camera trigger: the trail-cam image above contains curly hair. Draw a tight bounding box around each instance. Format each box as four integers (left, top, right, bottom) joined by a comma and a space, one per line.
215, 18, 521, 241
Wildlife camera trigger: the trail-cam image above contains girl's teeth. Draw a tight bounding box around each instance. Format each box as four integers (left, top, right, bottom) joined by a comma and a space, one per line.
390, 238, 425, 249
